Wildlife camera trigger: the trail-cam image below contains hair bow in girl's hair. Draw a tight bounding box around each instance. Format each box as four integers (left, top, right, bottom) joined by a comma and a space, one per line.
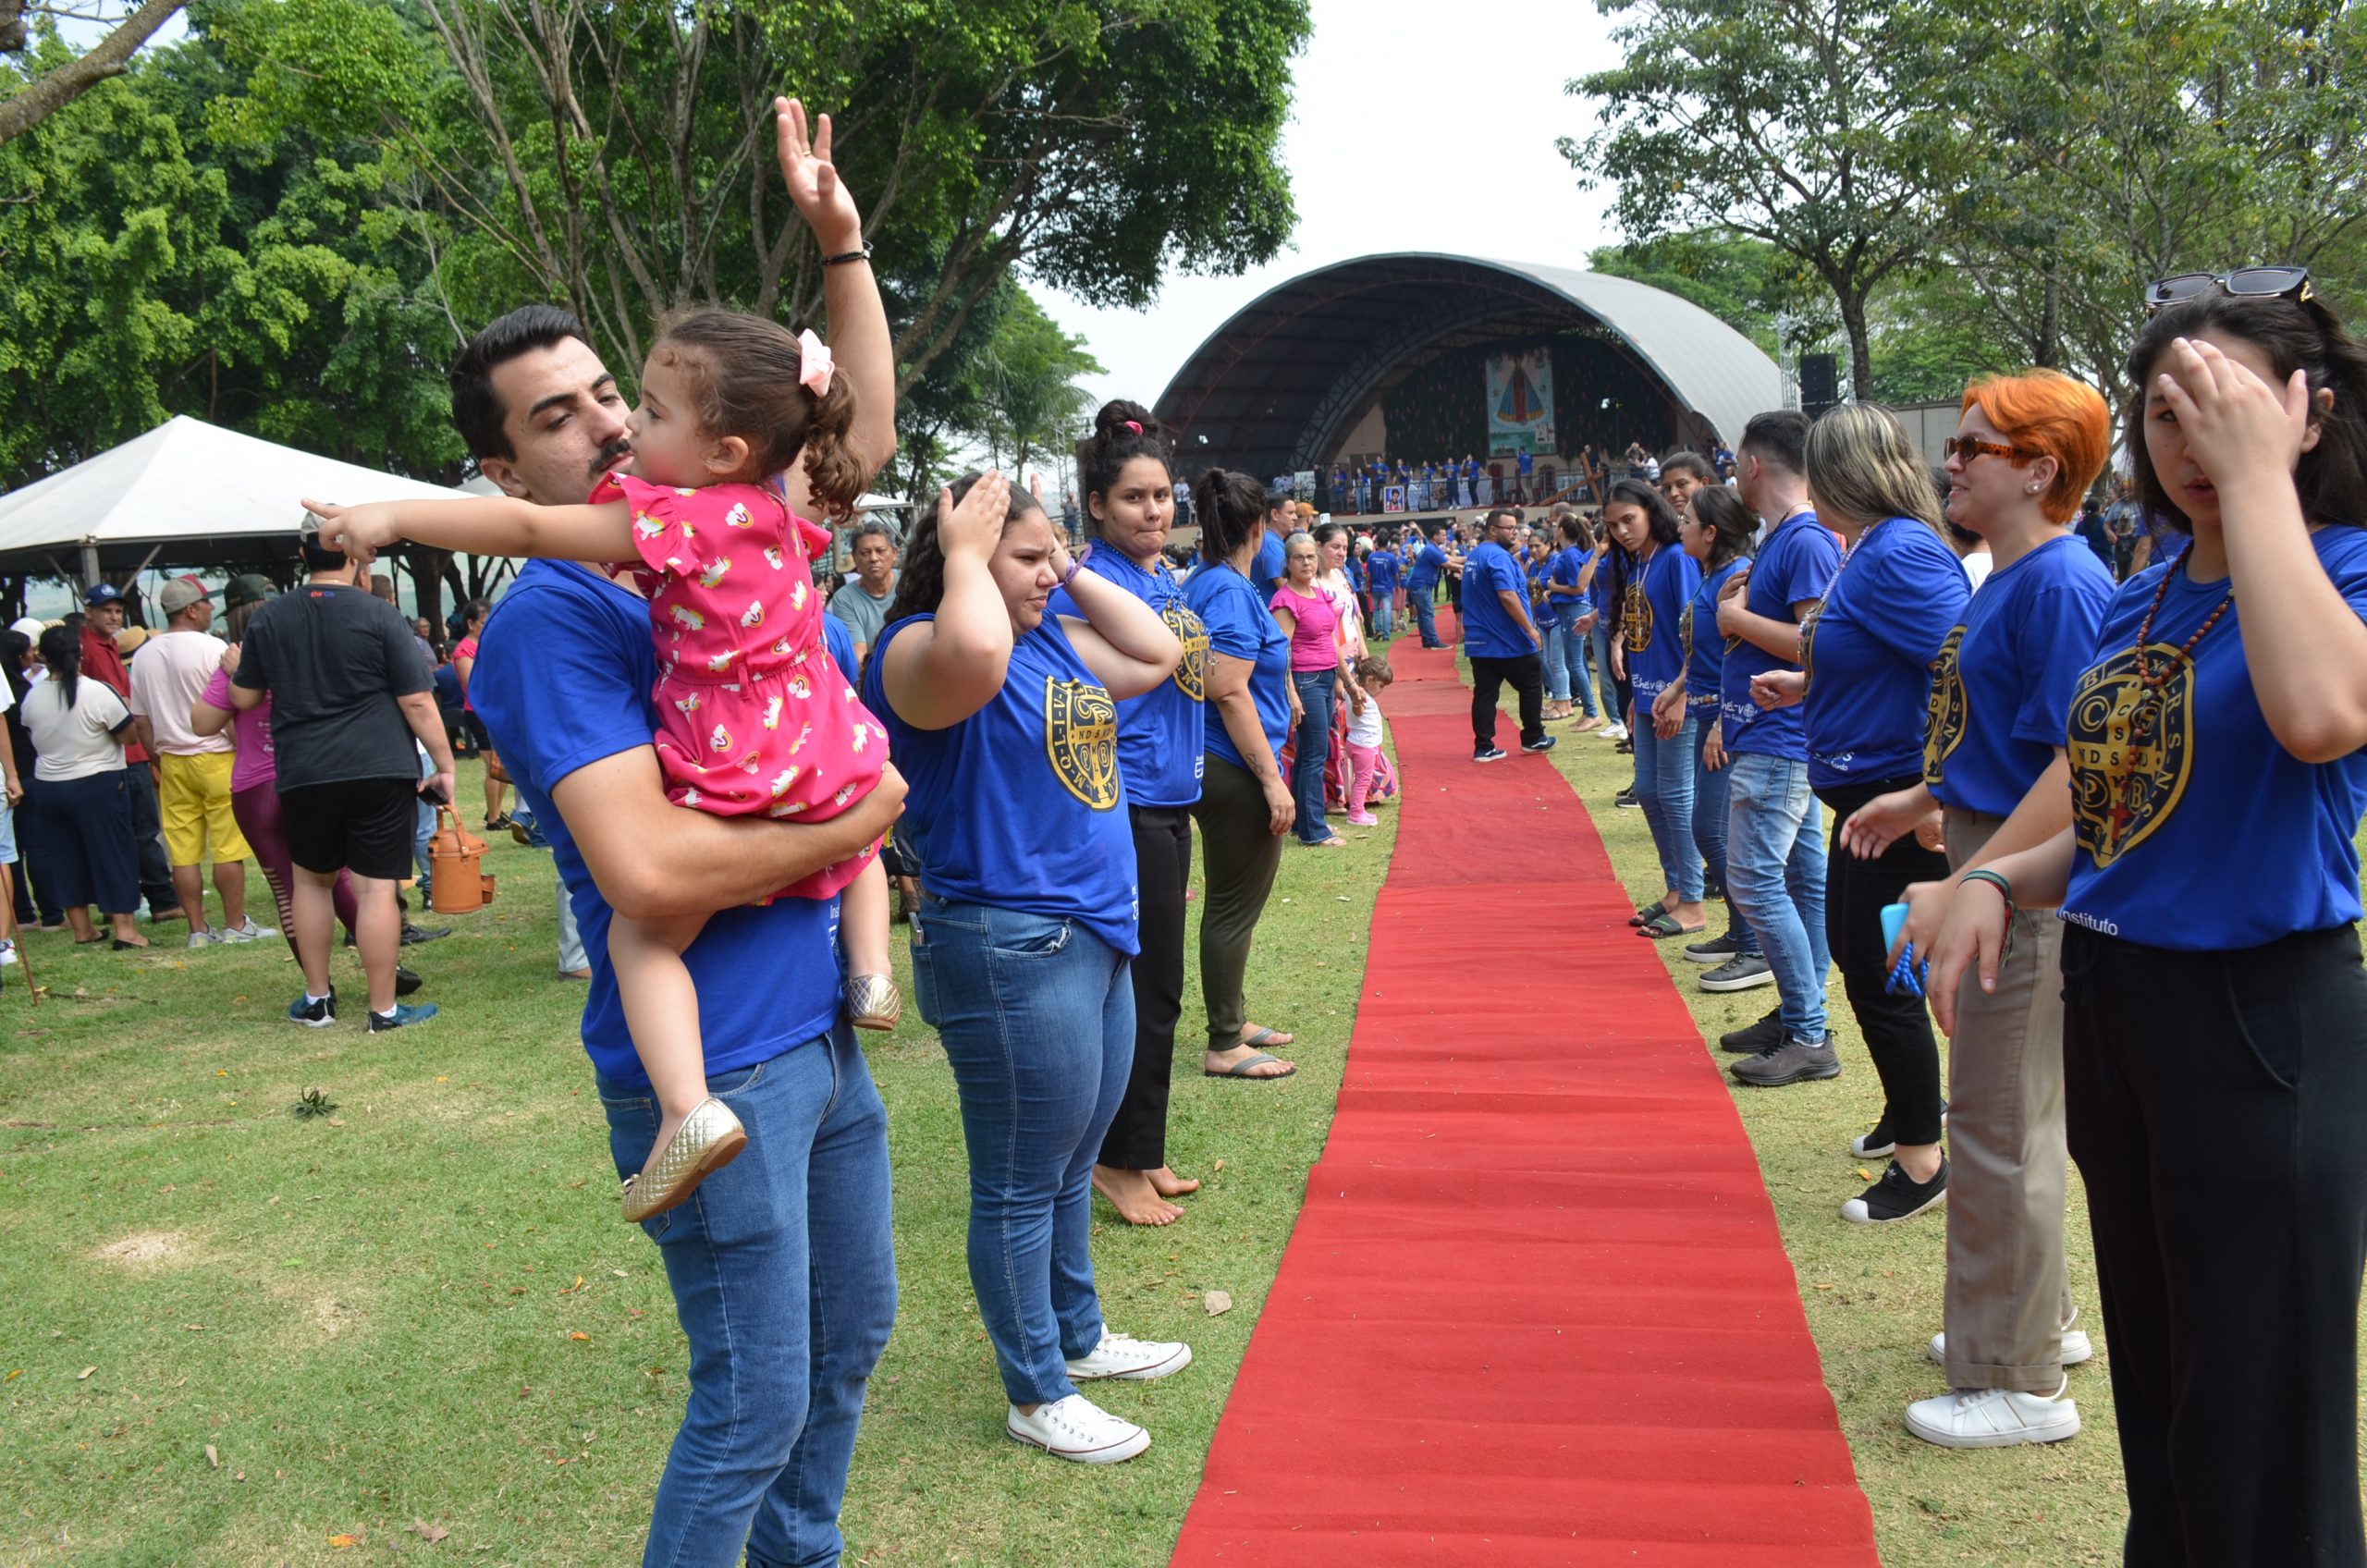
1123, 420, 1142, 435
797, 329, 835, 397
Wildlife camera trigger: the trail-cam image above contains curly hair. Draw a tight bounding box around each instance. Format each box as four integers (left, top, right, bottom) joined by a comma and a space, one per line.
882, 472, 1045, 625
648, 309, 867, 521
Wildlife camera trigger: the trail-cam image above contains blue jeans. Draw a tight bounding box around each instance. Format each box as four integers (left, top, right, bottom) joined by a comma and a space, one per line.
1369, 594, 1393, 641
911, 898, 1134, 1406
1539, 621, 1571, 702
1633, 709, 1703, 901
1412, 591, 1442, 648
1555, 618, 1599, 718
1724, 753, 1831, 1041
1290, 669, 1337, 844
598, 1023, 897, 1568
1691, 719, 1758, 954
1588, 619, 1618, 723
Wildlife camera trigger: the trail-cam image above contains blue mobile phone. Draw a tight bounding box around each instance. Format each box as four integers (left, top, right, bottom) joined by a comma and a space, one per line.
1881, 901, 1909, 957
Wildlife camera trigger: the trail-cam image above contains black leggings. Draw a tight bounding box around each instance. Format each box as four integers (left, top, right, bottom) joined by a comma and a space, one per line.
1099, 805, 1192, 1170
1818, 777, 1947, 1147
2063, 924, 2367, 1567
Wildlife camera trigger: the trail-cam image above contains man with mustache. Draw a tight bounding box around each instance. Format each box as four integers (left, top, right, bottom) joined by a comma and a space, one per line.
443, 102, 908, 1566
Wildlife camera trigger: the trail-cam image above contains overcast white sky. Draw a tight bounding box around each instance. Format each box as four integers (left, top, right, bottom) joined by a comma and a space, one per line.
1039, 0, 1626, 414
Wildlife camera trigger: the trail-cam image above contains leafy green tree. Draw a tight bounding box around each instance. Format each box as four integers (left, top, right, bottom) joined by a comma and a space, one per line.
1588, 230, 1837, 358
964, 289, 1102, 479
0, 0, 186, 144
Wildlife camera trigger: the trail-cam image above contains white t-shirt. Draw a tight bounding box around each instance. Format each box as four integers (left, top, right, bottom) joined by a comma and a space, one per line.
128, 630, 232, 754
24, 676, 131, 781
1346, 696, 1385, 749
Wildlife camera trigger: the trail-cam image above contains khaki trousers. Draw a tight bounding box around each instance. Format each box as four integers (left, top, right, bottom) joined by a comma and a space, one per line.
1942, 807, 2078, 1392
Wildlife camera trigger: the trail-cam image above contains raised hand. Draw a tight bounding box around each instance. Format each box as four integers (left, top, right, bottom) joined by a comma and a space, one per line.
774, 96, 864, 252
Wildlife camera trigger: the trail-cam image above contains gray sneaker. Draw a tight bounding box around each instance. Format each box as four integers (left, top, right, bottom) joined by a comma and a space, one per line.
1730, 1035, 1842, 1087
1699, 953, 1774, 992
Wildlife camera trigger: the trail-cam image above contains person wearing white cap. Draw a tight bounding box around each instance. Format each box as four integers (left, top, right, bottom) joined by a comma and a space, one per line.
128, 576, 265, 947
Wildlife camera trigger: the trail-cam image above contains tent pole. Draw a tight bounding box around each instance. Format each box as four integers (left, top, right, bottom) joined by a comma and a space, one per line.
80, 543, 100, 592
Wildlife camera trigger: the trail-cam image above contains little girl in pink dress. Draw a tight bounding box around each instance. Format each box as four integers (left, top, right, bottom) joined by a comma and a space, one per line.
310, 309, 896, 1221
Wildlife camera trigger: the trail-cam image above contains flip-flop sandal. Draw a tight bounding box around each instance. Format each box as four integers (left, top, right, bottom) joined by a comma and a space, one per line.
1627, 900, 1664, 927
1207, 1050, 1297, 1081
1242, 1025, 1295, 1048
1637, 911, 1708, 940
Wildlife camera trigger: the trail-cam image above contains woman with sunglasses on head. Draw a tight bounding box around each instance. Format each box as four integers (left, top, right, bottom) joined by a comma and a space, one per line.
1844, 373, 2115, 1450
1919, 271, 2367, 1564
1751, 405, 1968, 1224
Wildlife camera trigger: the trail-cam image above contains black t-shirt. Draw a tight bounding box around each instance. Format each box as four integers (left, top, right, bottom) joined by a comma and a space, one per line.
233, 581, 431, 790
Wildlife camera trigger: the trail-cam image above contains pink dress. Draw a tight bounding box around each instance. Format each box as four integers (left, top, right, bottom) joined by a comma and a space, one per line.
595, 472, 884, 901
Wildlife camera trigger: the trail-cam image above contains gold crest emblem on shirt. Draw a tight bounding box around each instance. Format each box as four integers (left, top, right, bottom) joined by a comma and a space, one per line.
1922, 623, 1968, 787
1044, 675, 1120, 811
1623, 580, 1653, 654
2067, 644, 2196, 866
1163, 603, 1208, 702
1679, 601, 1695, 664
1797, 598, 1827, 693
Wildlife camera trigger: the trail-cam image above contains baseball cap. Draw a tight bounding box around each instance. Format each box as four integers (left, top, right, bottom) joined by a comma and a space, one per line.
8, 616, 43, 642
223, 573, 277, 611
82, 582, 123, 606
157, 575, 215, 615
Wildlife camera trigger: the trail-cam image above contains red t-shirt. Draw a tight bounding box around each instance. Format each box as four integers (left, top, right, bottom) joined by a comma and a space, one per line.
81, 625, 150, 764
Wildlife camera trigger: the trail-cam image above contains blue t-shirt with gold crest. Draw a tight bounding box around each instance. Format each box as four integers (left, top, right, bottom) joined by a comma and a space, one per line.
1801, 517, 1968, 790
1186, 560, 1293, 773
1049, 549, 1206, 808
1627, 545, 1701, 702
2061, 525, 2367, 950
1723, 510, 1841, 759
1686, 557, 1748, 717
1923, 534, 2114, 816
865, 613, 1138, 955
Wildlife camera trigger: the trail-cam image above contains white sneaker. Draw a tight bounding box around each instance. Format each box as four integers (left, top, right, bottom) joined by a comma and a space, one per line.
221, 917, 276, 943
0, 938, 14, 966
1065, 1332, 1192, 1383
1005, 1394, 1150, 1464
1904, 1380, 2080, 1448
1929, 1329, 2092, 1367
186, 928, 222, 949
1600, 721, 1629, 741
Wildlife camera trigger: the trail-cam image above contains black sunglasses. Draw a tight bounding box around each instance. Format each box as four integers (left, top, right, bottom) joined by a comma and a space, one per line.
2143, 266, 2313, 314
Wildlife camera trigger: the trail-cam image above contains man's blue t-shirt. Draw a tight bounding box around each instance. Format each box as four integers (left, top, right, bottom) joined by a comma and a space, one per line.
1405, 543, 1447, 595
2063, 526, 2367, 949
1252, 530, 1288, 596
471, 561, 841, 1090
1047, 549, 1207, 808
864, 614, 1139, 955
1527, 555, 1561, 630
1626, 545, 1701, 701
1686, 557, 1749, 717
1923, 535, 2115, 816
1801, 518, 1968, 790
1723, 509, 1842, 758
1459, 542, 1535, 659
1367, 550, 1399, 597
821, 611, 857, 683
1184, 560, 1293, 773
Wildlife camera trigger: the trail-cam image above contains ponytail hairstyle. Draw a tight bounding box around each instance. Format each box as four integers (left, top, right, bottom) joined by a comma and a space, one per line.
39, 622, 81, 712
1688, 483, 1759, 571
1194, 470, 1269, 564
1078, 399, 1173, 538
1803, 403, 1947, 537
883, 471, 1046, 625
1603, 476, 1683, 546
647, 309, 866, 521
1555, 507, 1594, 548
2126, 286, 2367, 534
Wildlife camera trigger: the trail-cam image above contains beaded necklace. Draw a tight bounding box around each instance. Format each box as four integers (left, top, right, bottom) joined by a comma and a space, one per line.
2103, 551, 2234, 839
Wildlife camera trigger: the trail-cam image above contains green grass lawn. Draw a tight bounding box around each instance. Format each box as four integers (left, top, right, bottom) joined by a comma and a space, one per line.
0, 759, 1391, 1564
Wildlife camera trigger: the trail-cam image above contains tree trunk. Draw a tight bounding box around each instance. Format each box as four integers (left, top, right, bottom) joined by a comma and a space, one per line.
0, 0, 185, 146
407, 545, 452, 647
1839, 288, 1875, 402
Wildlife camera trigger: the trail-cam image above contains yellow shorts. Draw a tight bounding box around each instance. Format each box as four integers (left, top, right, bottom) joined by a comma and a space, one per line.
157, 751, 251, 866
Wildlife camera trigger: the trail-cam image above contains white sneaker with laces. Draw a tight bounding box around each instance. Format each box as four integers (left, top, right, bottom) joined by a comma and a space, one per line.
1600, 721, 1629, 741
222, 916, 276, 943
1929, 1328, 2092, 1367
186, 928, 222, 949
1904, 1379, 2080, 1448
1065, 1332, 1192, 1383
1005, 1394, 1150, 1464
0, 938, 15, 966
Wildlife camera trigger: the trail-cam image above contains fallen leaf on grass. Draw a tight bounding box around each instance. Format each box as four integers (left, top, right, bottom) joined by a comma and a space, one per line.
327, 1534, 359, 1548
1204, 1291, 1233, 1316
1814, 1283, 1835, 1292
411, 1520, 449, 1543
569, 1331, 591, 1341
204, 1445, 218, 1468
558, 1275, 585, 1293
1855, 1167, 1873, 1181
3, 1369, 18, 1382
76, 1366, 95, 1380
1212, 1158, 1225, 1171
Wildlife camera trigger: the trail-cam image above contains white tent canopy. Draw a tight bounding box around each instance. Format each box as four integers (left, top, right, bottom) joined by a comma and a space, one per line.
0, 415, 469, 580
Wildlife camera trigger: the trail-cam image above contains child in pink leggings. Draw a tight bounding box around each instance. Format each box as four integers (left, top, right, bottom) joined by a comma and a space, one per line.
1343, 654, 1394, 826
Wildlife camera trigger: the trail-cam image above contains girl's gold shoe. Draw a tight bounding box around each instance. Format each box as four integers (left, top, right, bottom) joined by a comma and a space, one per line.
619, 1096, 747, 1223
848, 973, 901, 1032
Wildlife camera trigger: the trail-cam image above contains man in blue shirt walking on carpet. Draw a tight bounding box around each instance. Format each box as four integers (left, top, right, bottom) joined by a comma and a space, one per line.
1461, 508, 1553, 761
1404, 525, 1457, 649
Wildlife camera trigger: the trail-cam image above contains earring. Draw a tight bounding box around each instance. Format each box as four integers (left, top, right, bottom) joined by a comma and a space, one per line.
2027, 484, 2042, 494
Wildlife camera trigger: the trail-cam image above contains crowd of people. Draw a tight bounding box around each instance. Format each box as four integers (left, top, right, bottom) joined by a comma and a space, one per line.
6, 94, 2363, 1567
1318, 437, 1734, 516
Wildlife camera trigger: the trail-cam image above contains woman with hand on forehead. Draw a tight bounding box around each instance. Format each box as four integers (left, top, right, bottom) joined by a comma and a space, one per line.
1919, 272, 2367, 1561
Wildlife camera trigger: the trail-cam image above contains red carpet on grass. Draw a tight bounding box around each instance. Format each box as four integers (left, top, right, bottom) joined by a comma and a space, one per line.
1169, 637, 1880, 1567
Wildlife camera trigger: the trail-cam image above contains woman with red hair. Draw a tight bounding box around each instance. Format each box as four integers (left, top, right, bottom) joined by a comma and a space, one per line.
1845, 369, 2115, 1446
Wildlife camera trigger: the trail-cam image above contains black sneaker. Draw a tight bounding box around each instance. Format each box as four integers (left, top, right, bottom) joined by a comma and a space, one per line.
1729, 1035, 1842, 1086
1841, 1158, 1949, 1223
395, 965, 424, 998
401, 922, 451, 946
367, 1001, 439, 1033
1699, 953, 1774, 992
288, 986, 337, 1028
1720, 1008, 1784, 1053
1474, 746, 1508, 763
1850, 1098, 1949, 1159
1613, 788, 1641, 809
1683, 929, 1743, 964
1521, 735, 1558, 754
1614, 739, 1635, 754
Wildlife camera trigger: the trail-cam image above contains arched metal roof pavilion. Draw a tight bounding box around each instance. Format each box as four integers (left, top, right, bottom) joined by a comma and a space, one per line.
1153, 253, 1783, 480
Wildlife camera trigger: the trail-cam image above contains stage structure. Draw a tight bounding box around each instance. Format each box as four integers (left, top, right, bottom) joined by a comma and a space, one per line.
1155, 253, 1783, 507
